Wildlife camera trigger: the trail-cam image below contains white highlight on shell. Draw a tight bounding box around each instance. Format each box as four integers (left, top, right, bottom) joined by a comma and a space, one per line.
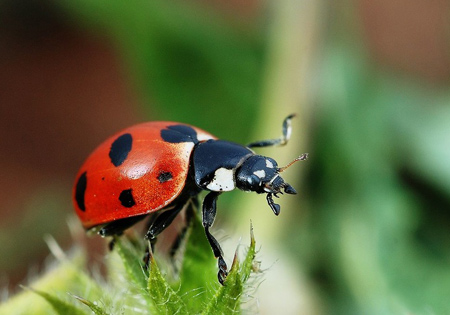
253, 169, 266, 179
125, 164, 151, 180
206, 167, 235, 192
266, 159, 274, 168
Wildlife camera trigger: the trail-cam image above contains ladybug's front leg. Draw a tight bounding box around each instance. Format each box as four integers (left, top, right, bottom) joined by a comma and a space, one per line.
202, 191, 228, 285
246, 114, 295, 148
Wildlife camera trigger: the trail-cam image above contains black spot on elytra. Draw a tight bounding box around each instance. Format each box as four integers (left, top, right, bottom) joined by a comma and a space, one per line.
75, 172, 87, 211
157, 171, 173, 183
119, 189, 136, 208
161, 125, 198, 144
109, 133, 133, 167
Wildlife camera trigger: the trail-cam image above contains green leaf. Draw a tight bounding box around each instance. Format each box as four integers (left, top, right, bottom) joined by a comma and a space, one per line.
202, 255, 242, 315
0, 249, 104, 315
147, 253, 188, 314
71, 294, 109, 315
27, 287, 87, 315
202, 226, 257, 315
178, 210, 218, 309
114, 236, 148, 291
2, 221, 259, 315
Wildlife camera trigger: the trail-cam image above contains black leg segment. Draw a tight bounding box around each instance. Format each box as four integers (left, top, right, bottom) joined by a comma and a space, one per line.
99, 214, 147, 237
247, 114, 296, 148
169, 199, 196, 258
202, 191, 228, 285
143, 199, 190, 269
266, 193, 281, 216
145, 200, 189, 241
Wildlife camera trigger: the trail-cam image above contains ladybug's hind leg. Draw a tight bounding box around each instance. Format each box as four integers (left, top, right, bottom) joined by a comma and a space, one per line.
99, 215, 147, 237
99, 215, 147, 251
98, 215, 147, 251
202, 191, 228, 285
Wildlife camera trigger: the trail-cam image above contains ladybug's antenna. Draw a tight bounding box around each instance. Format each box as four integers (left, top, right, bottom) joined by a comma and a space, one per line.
278, 153, 309, 173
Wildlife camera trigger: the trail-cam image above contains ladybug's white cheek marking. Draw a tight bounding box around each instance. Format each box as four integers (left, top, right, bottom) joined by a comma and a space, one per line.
206, 167, 235, 192
266, 160, 274, 168
253, 170, 266, 178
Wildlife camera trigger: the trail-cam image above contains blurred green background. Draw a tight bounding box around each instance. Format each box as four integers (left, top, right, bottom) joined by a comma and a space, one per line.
1, 0, 449, 313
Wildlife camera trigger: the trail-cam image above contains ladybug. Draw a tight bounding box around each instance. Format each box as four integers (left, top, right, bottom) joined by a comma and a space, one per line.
73, 114, 307, 284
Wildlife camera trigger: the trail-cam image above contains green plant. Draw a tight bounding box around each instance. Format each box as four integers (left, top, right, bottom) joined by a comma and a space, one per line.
0, 212, 258, 314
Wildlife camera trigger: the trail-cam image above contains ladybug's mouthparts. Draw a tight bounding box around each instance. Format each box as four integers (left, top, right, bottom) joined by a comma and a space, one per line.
264, 153, 308, 215
283, 183, 297, 194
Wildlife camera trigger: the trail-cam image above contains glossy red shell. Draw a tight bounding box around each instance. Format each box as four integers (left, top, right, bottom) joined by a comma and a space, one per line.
73, 121, 215, 229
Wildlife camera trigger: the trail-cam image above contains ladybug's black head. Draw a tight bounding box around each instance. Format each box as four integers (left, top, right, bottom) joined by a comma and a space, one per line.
235, 153, 308, 216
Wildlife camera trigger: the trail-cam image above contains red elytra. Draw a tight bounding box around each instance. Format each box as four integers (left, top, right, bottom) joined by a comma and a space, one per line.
73, 121, 215, 229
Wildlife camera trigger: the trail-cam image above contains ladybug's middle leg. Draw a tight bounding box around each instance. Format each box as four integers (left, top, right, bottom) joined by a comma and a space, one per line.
202, 191, 228, 285
143, 199, 189, 267
169, 199, 197, 258
145, 199, 189, 244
